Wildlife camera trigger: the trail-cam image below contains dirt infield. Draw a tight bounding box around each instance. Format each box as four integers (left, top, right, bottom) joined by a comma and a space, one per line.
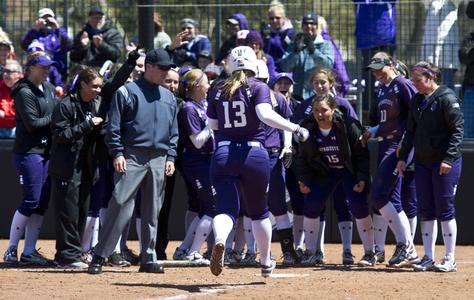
1, 240, 473, 299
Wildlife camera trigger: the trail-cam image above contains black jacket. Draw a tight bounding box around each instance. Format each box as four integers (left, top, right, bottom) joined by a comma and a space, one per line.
49, 62, 135, 180
70, 21, 123, 67
459, 32, 474, 89
295, 111, 370, 188
11, 79, 58, 155
399, 86, 463, 166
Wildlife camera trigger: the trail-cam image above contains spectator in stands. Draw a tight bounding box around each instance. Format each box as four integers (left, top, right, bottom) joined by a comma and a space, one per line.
245, 30, 277, 80
0, 60, 22, 138
197, 50, 213, 71
420, 0, 460, 90
153, 12, 172, 49
460, 1, 474, 138
353, 0, 397, 110
167, 18, 211, 67
280, 12, 334, 100
317, 16, 351, 96
3, 53, 59, 267
217, 13, 249, 63
70, 7, 123, 68
0, 40, 13, 70
262, 1, 294, 71
21, 8, 72, 79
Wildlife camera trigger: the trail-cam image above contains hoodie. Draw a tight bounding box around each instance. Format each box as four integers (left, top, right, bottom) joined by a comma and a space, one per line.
217, 13, 249, 62
11, 78, 58, 155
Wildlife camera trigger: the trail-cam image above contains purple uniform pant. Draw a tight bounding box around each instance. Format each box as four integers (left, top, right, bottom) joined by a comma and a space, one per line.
401, 170, 417, 219
285, 165, 305, 215
88, 160, 114, 218
371, 141, 405, 212
14, 153, 50, 216
182, 151, 216, 218
332, 184, 353, 221
415, 158, 462, 221
210, 143, 270, 222
267, 150, 288, 217
304, 169, 370, 220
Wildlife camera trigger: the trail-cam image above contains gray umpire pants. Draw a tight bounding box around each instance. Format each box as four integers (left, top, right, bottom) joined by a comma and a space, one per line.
94, 147, 167, 264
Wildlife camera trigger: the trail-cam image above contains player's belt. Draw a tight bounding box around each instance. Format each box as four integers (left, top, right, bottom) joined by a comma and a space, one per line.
266, 147, 280, 153
217, 141, 261, 147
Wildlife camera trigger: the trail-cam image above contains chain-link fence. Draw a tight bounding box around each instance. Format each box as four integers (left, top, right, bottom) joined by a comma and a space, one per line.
1, 0, 473, 118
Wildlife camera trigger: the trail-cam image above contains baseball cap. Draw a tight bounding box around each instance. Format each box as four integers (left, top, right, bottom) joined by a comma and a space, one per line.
227, 17, 239, 25
302, 12, 318, 24
26, 55, 56, 67
27, 40, 45, 53
39, 8, 55, 18
255, 60, 269, 82
271, 72, 294, 87
89, 7, 104, 16
145, 48, 176, 67
180, 18, 197, 28
204, 63, 223, 80
0, 40, 12, 49
366, 57, 392, 70
198, 50, 213, 60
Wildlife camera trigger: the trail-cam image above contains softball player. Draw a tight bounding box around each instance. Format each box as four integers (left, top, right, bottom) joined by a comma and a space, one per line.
296, 94, 375, 267
363, 52, 420, 267
207, 46, 308, 277
397, 62, 463, 272
174, 69, 216, 263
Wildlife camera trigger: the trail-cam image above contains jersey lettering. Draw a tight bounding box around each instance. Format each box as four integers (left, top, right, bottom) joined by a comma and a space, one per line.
223, 101, 248, 128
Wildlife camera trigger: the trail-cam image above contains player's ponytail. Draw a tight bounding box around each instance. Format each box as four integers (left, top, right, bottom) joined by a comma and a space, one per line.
221, 70, 250, 98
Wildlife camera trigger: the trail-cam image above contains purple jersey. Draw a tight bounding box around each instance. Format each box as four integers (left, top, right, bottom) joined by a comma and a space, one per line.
316, 125, 345, 169
178, 100, 214, 153
375, 76, 417, 139
207, 77, 271, 144
264, 92, 293, 149
292, 95, 358, 123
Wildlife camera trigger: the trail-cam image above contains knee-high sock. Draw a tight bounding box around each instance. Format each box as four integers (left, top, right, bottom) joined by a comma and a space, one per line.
252, 218, 272, 267
355, 216, 374, 253
398, 210, 413, 244
378, 202, 408, 245
225, 220, 237, 249
188, 215, 213, 255
338, 221, 353, 252
91, 217, 100, 248
213, 214, 234, 245
179, 216, 199, 251
408, 217, 417, 240
293, 214, 304, 250
120, 218, 131, 250
303, 217, 320, 253
233, 217, 246, 253
23, 214, 44, 256
441, 219, 457, 260
373, 213, 388, 251
8, 210, 29, 248
185, 210, 198, 233
243, 216, 256, 253
421, 220, 437, 260
316, 220, 326, 253
274, 214, 291, 230
81, 216, 97, 252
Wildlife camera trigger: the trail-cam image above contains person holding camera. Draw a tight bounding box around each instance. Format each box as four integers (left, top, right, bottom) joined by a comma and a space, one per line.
21, 8, 72, 79
280, 12, 334, 100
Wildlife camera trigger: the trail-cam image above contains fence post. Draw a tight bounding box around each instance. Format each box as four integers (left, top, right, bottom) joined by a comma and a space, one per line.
214, 0, 221, 60
138, 0, 154, 51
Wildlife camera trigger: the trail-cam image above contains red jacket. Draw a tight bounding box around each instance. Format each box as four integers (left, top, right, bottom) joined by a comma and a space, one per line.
0, 80, 15, 128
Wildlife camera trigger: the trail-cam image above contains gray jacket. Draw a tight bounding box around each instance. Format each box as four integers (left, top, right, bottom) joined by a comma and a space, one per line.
106, 76, 178, 161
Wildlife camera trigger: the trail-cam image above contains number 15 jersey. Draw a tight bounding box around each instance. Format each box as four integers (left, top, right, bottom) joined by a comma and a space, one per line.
207, 77, 272, 144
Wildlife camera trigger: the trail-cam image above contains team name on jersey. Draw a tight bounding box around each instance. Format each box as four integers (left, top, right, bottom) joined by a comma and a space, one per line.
378, 99, 394, 107
319, 145, 340, 152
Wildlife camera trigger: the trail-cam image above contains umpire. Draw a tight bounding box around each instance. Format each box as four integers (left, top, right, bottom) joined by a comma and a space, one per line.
88, 48, 178, 274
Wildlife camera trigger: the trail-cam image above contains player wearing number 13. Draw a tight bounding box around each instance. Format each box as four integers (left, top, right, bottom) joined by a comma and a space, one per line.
206, 46, 308, 277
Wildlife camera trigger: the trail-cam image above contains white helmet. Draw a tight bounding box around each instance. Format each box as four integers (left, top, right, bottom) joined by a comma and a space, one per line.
255, 60, 269, 83
227, 46, 258, 75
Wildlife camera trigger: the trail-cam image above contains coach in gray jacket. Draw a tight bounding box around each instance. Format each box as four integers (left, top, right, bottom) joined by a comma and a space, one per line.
88, 48, 178, 274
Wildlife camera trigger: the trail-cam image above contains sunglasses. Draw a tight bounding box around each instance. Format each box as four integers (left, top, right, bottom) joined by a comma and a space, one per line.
269, 16, 281, 20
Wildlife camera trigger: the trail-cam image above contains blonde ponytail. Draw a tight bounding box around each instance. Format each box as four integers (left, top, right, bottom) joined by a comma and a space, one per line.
221, 70, 249, 97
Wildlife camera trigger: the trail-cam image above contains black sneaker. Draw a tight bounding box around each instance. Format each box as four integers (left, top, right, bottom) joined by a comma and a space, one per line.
108, 252, 131, 267
88, 255, 106, 274
374, 246, 385, 263
388, 243, 408, 267
20, 249, 54, 266
357, 251, 376, 267
3, 246, 18, 265
138, 263, 164, 273
121, 247, 140, 265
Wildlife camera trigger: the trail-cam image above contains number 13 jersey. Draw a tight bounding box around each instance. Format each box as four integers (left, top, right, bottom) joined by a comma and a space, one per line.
207, 77, 272, 144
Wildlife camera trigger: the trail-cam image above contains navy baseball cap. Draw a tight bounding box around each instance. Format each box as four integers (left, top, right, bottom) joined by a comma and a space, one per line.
89, 7, 104, 16
302, 12, 318, 24
26, 55, 56, 67
145, 48, 176, 67
271, 72, 294, 87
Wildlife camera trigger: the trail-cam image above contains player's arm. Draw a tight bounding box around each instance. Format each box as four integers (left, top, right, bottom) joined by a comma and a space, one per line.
255, 103, 308, 142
